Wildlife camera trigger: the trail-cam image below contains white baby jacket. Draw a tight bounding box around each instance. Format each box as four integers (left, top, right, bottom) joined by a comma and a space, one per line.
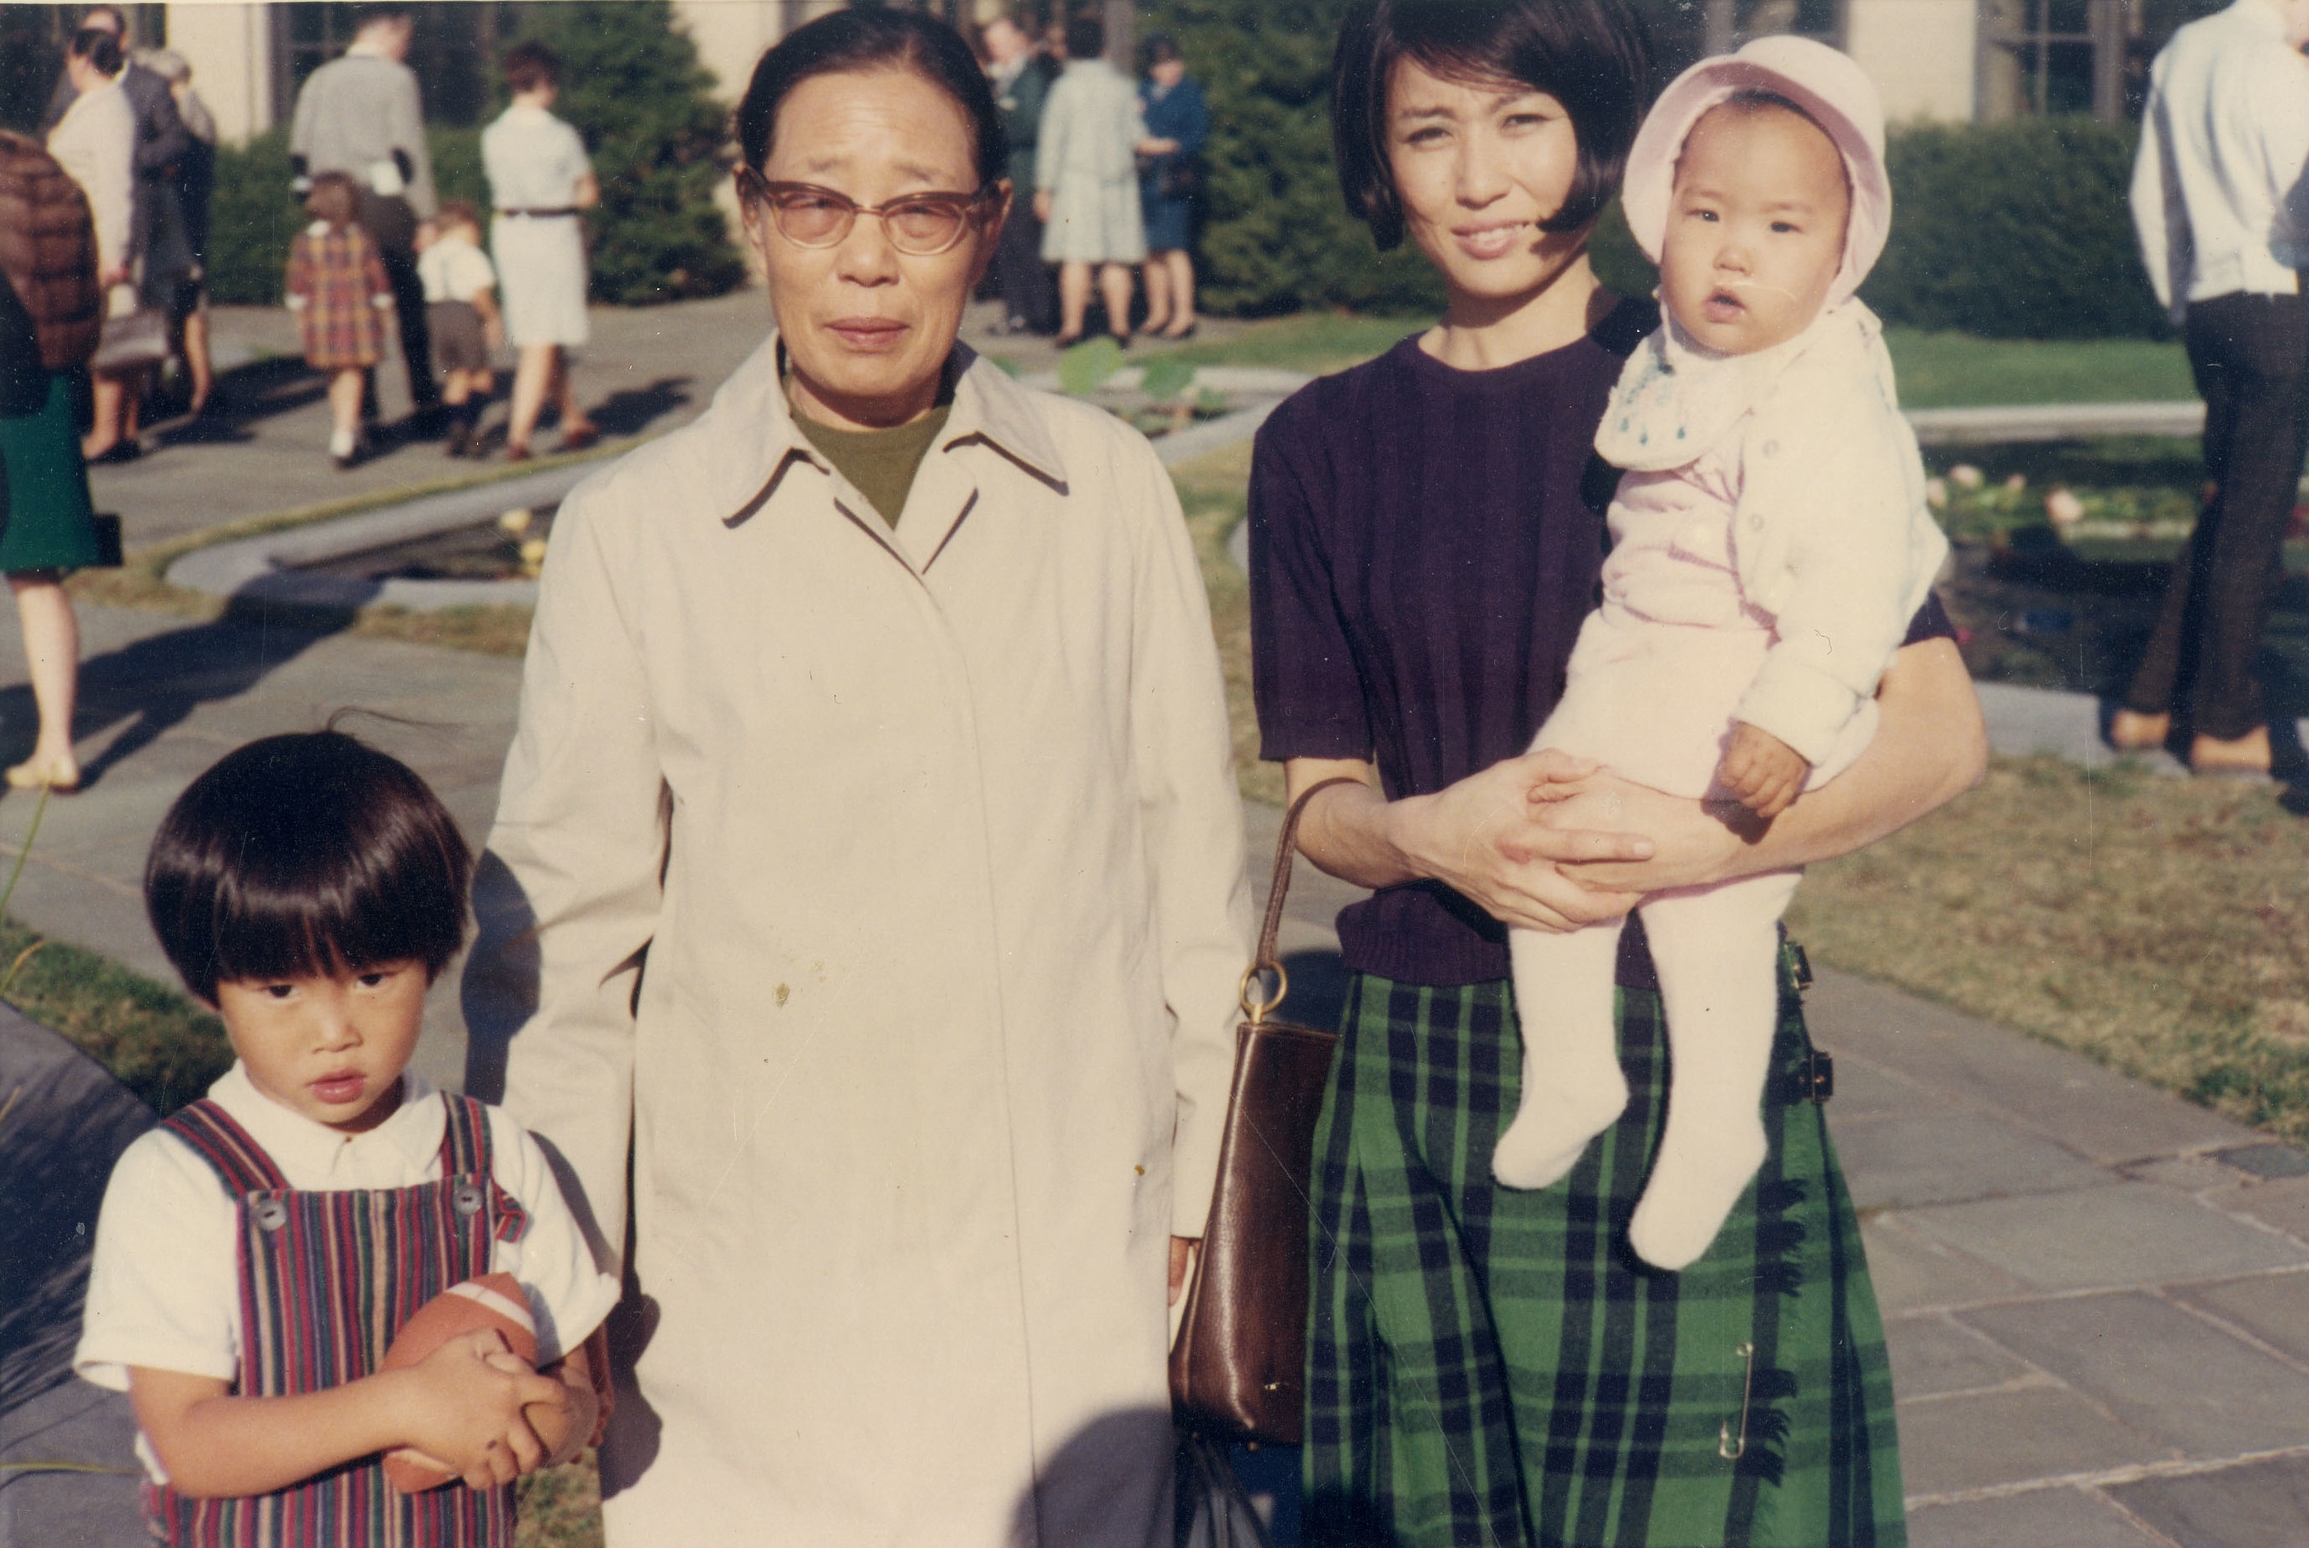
1594, 300, 1949, 767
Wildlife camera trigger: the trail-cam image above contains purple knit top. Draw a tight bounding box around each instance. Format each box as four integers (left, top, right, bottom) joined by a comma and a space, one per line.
1248, 296, 1951, 987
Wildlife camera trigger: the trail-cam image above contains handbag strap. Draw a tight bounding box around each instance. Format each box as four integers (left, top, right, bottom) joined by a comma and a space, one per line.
1241, 775, 1367, 1024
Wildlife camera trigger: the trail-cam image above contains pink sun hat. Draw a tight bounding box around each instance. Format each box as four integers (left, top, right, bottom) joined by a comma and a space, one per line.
1619, 34, 1892, 308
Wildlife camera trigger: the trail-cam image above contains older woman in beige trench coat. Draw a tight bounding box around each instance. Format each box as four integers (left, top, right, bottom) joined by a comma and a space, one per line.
472, 13, 1248, 1547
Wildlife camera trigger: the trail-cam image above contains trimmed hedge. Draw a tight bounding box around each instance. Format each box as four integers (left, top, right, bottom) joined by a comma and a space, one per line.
1556, 121, 2167, 342
1869, 118, 2164, 340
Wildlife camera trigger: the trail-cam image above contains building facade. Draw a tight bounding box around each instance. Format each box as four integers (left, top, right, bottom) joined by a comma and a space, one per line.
0, 1, 2235, 148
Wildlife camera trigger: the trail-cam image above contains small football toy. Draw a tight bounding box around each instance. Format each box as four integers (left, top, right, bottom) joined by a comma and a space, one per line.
378, 1274, 540, 1492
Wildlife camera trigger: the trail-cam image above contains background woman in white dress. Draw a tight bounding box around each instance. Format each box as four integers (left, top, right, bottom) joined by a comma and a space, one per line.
482, 41, 599, 460
1032, 14, 1146, 346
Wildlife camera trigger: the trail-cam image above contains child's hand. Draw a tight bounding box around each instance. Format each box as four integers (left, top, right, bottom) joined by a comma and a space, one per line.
1717, 723, 1810, 820
393, 1328, 564, 1489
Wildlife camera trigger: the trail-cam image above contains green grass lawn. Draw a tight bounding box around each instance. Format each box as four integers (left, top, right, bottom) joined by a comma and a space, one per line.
1129, 310, 2197, 409
1886, 328, 2196, 408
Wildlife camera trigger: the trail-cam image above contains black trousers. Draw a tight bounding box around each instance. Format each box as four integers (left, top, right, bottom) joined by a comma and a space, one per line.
2124, 290, 2309, 739
355, 189, 438, 411
991, 198, 1056, 334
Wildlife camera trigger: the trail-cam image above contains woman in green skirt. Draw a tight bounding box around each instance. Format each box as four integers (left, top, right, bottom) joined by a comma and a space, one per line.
1245, 3, 1987, 1543
0, 263, 105, 792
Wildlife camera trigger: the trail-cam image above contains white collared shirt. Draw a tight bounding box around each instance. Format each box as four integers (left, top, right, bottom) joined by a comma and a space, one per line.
75, 1064, 619, 1481
2133, 0, 2309, 317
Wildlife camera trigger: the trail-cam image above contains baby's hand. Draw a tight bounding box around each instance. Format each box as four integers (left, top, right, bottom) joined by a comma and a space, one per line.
1717, 723, 1810, 820
394, 1329, 562, 1489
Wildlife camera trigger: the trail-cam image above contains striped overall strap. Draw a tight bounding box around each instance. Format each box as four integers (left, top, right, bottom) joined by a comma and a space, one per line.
440, 1094, 529, 1245
143, 1094, 520, 1548
156, 1100, 291, 1194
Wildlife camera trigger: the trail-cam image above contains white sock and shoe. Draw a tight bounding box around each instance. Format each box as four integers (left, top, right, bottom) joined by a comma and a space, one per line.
1495, 919, 1630, 1190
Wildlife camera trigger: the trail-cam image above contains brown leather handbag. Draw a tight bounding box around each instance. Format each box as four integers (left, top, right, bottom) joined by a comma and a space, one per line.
1171, 776, 1363, 1446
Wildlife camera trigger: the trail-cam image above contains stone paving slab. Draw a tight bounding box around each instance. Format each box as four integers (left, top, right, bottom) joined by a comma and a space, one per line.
1900, 1181, 2309, 1293
1861, 1217, 2040, 1315
1963, 1292, 2309, 1458
1882, 1312, 2037, 1400
2106, 1453, 2309, 1546
2173, 1272, 2309, 1366
1895, 1384, 2173, 1496
1833, 1111, 2114, 1210
1807, 969, 2264, 1165
1908, 1485, 2177, 1548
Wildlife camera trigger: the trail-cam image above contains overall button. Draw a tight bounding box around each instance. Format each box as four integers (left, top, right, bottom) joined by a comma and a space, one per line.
453, 1181, 486, 1217
250, 1196, 289, 1232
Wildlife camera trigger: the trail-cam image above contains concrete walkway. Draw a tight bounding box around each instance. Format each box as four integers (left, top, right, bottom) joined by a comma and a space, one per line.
5, 313, 2305, 1545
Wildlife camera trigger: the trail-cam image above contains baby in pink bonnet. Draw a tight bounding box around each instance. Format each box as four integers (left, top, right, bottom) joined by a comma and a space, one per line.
1493, 36, 1948, 1269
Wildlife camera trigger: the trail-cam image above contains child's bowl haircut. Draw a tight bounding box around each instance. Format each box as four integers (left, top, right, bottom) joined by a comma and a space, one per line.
144, 731, 472, 1003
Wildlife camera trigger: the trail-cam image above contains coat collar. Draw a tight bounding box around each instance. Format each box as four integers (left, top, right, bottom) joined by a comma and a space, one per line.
702, 331, 1069, 527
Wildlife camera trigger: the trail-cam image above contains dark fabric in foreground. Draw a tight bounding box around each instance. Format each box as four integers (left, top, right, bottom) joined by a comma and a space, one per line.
1303, 937, 1906, 1547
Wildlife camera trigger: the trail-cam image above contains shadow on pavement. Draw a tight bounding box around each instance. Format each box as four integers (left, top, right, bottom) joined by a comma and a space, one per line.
150, 356, 326, 448
586, 376, 693, 440
17, 603, 358, 792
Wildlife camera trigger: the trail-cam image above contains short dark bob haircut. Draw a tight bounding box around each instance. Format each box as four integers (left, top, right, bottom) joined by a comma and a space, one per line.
1331, 0, 1654, 251
145, 731, 473, 1004
735, 9, 1008, 190
502, 40, 560, 95
68, 27, 123, 75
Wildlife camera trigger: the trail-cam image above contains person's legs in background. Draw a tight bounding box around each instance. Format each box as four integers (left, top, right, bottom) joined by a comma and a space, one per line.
1097, 261, 1134, 343
1056, 260, 1093, 345
2115, 292, 2309, 772
505, 344, 594, 458
180, 303, 213, 416
5, 572, 80, 792
326, 367, 366, 467
996, 195, 1056, 334
1139, 255, 1173, 336
550, 350, 596, 451
1158, 248, 1196, 338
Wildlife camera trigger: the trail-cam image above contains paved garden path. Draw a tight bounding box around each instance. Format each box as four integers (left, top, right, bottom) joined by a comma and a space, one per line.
4, 313, 2304, 1545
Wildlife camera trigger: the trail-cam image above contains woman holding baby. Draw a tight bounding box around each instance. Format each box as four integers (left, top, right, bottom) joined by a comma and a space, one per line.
1251, 3, 1985, 1542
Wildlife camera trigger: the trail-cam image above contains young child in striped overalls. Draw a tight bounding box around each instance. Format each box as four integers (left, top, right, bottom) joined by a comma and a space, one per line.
75, 731, 620, 1546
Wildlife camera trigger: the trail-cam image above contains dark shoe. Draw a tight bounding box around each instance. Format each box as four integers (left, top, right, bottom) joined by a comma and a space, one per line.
557, 424, 601, 454
88, 440, 142, 465
1161, 320, 1200, 340
443, 420, 474, 458
1111, 332, 1133, 350
503, 442, 534, 464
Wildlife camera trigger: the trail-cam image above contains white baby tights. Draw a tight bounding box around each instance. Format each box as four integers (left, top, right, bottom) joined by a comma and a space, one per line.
1494, 869, 1803, 1270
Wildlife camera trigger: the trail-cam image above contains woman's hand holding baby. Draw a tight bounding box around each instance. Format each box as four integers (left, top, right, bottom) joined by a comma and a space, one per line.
1718, 723, 1810, 819
1285, 752, 1654, 934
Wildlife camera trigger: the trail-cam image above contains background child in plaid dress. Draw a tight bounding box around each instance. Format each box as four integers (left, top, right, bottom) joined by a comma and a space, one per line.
285, 170, 393, 469
75, 731, 618, 1546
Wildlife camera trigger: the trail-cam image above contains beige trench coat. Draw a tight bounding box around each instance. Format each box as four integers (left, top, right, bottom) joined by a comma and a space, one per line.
482, 337, 1250, 1546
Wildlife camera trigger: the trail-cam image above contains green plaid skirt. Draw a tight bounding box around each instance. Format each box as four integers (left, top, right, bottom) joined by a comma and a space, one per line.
1304, 937, 1905, 1548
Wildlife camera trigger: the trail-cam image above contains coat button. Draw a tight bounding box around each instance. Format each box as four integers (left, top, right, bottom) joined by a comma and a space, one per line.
1763, 440, 1781, 456
1747, 512, 1765, 531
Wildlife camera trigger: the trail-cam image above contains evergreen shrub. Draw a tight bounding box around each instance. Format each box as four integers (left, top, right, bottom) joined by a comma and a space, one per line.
1868, 118, 2164, 340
